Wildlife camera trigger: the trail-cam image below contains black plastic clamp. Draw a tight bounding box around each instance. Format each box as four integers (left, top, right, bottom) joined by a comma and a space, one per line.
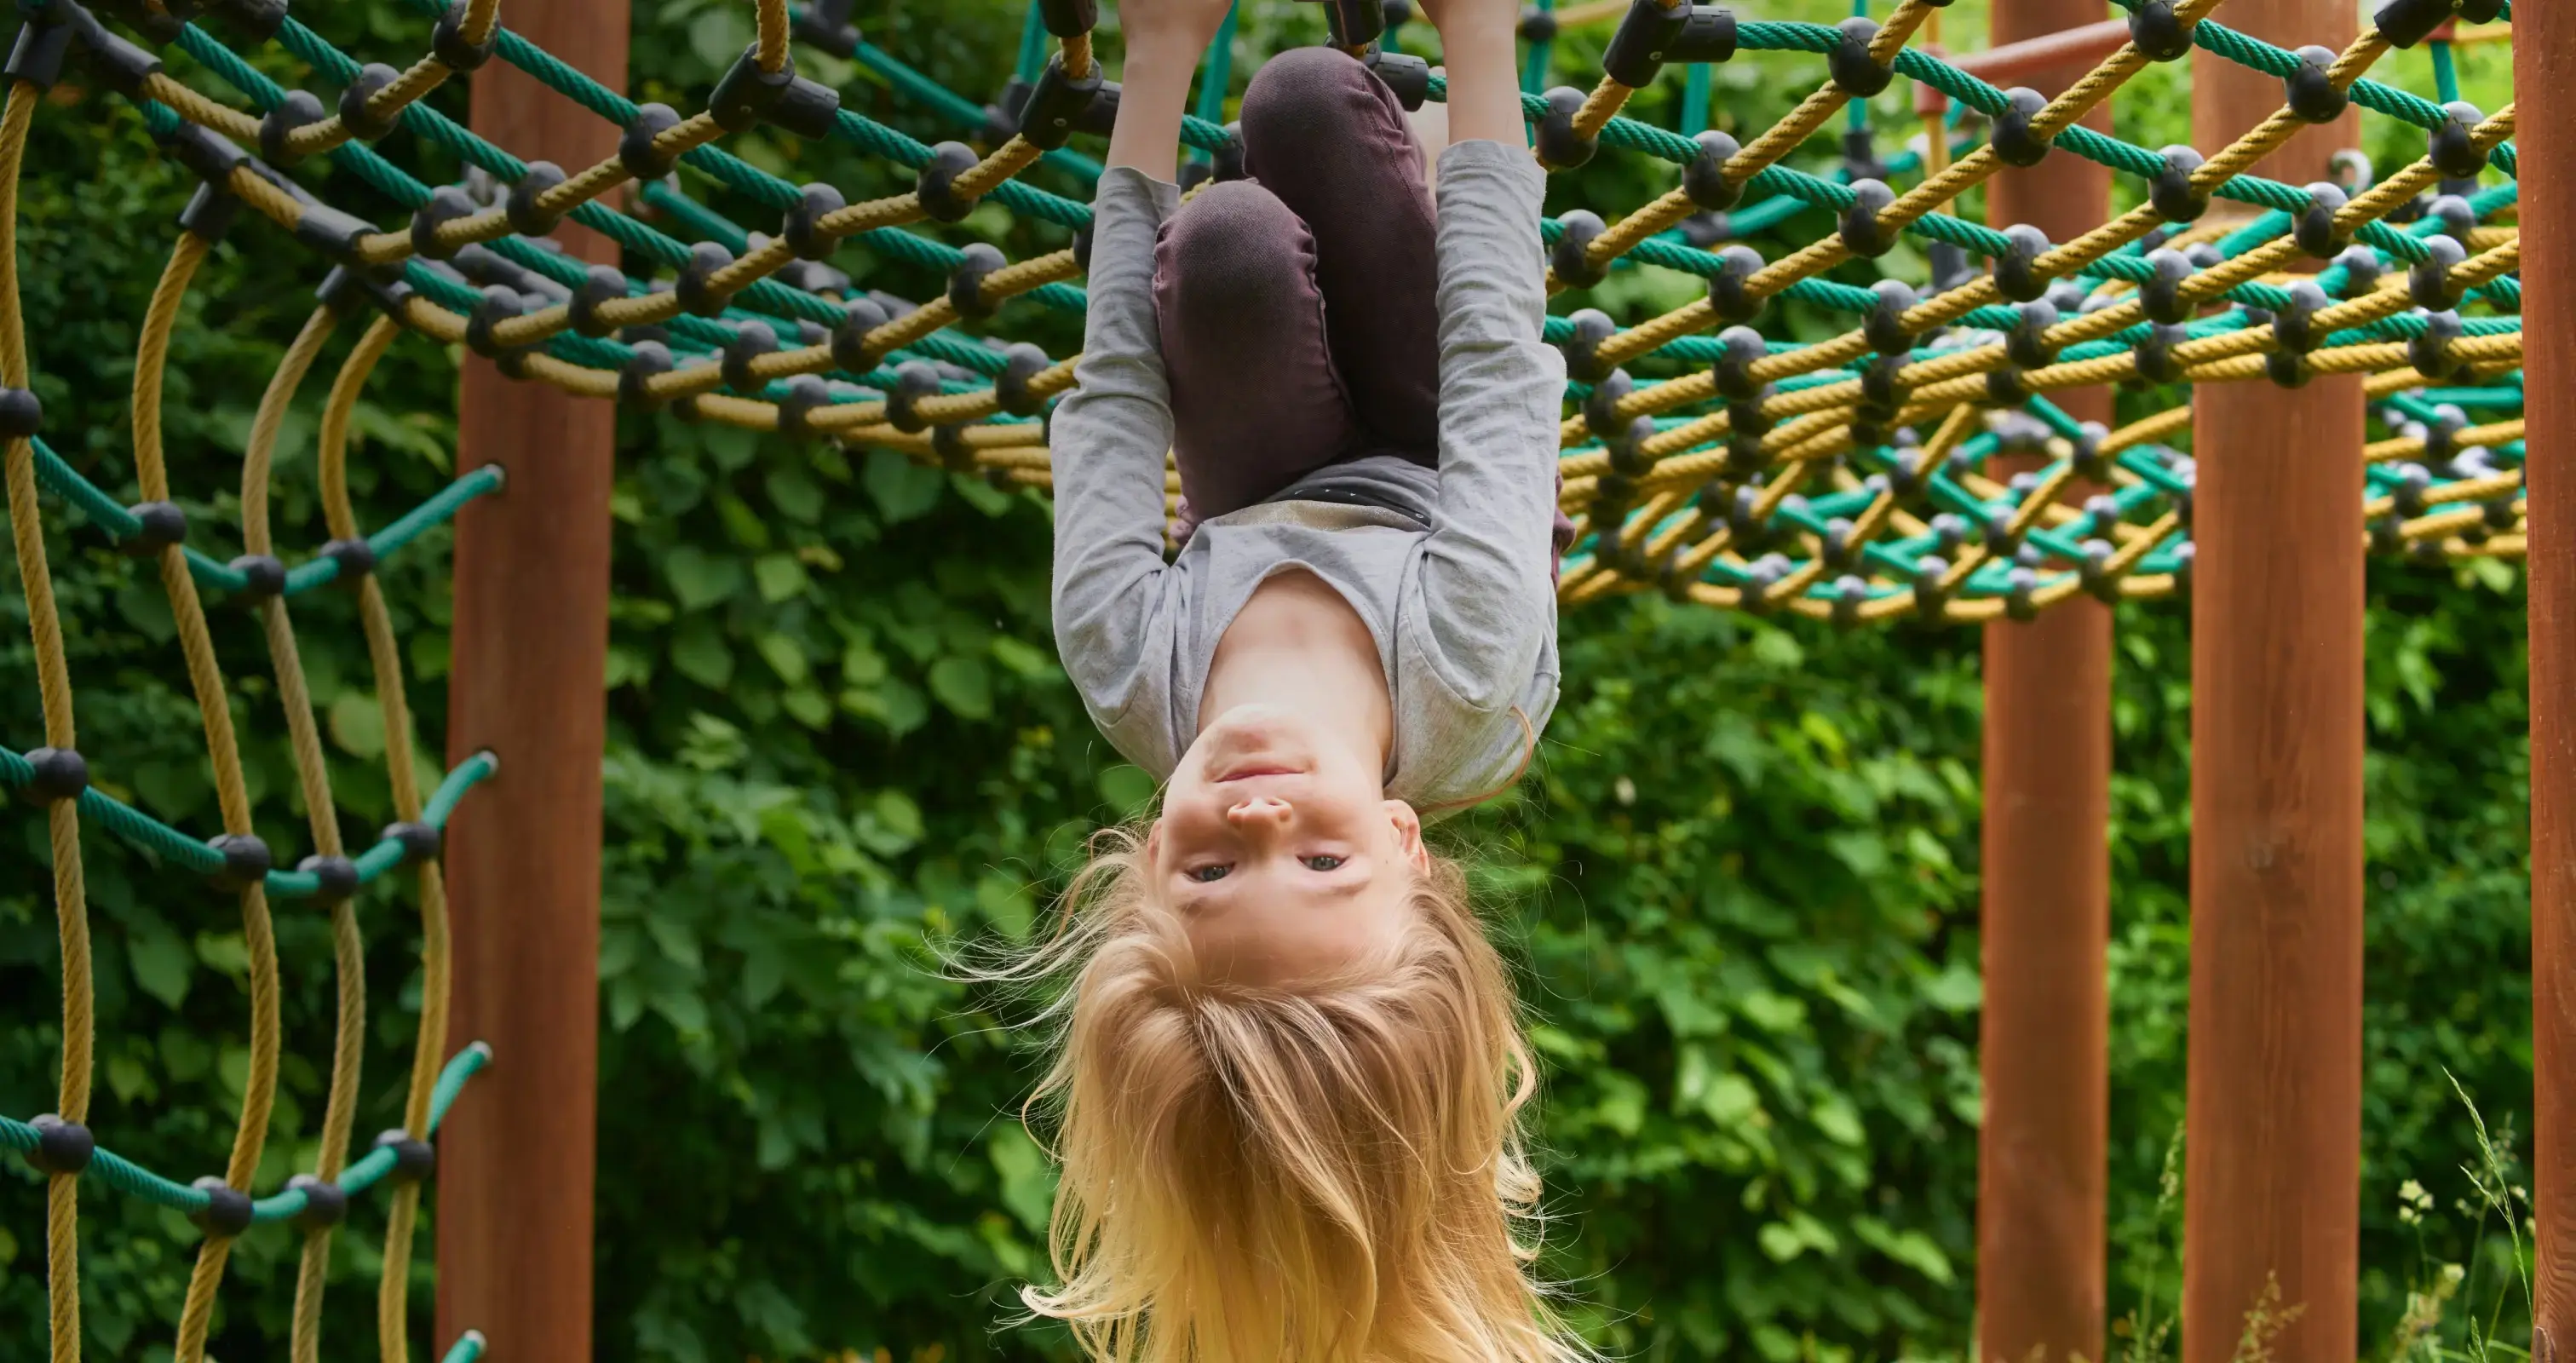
1038, 0, 1096, 36
616, 340, 676, 409
2137, 247, 2195, 325
618, 103, 685, 181
2410, 233, 2470, 308
1710, 326, 1766, 401
1827, 16, 1889, 96
318, 537, 375, 587
78, 9, 164, 97
228, 554, 287, 601
3, 13, 78, 92
1365, 49, 1430, 110
1317, 0, 1383, 48
1705, 244, 1765, 324
334, 63, 403, 142
0, 385, 37, 440
791, 0, 860, 56
297, 853, 360, 904
505, 162, 567, 236
914, 141, 986, 222
382, 819, 442, 864
710, 43, 841, 138
2294, 181, 2350, 258
1533, 86, 1596, 169
774, 374, 830, 437
290, 201, 376, 267
206, 0, 287, 43
2148, 144, 2208, 222
117, 501, 187, 559
784, 182, 846, 261
831, 296, 894, 373
1990, 87, 2052, 168
995, 342, 1053, 417
322, 262, 417, 321
1856, 354, 1907, 422
1984, 367, 2030, 406
430, 0, 497, 71
720, 321, 779, 393
1019, 55, 1118, 152
286, 1173, 347, 1230
1558, 308, 1619, 383
561, 265, 626, 338
1837, 179, 1897, 257
2408, 309, 2468, 381
883, 361, 944, 434
208, 831, 272, 891
947, 242, 1009, 318
2429, 101, 2486, 179
26, 1114, 94, 1176
374, 1129, 436, 1182
675, 240, 738, 317
1680, 129, 1743, 211
190, 1177, 255, 1239
1550, 211, 1608, 288
2372, 0, 2463, 49
2283, 44, 2346, 124
1992, 222, 2053, 302
2005, 299, 2060, 369
1861, 279, 1917, 354
463, 285, 530, 365
2130, 322, 2189, 384
16, 746, 86, 805
2268, 279, 2329, 353
180, 182, 242, 244
2127, 0, 2194, 60
1601, 0, 1738, 89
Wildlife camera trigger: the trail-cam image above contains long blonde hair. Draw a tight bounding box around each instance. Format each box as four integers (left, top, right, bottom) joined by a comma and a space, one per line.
986, 826, 1581, 1363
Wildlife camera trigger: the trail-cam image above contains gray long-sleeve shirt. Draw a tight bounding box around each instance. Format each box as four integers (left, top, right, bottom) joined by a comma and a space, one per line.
1049, 140, 1564, 818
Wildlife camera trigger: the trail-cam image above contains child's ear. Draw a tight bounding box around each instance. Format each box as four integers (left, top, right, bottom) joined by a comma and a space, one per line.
1145, 820, 1164, 865
1383, 801, 1429, 871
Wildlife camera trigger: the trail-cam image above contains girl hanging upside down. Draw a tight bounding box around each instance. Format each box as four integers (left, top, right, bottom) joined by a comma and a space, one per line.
1006, 0, 1580, 1356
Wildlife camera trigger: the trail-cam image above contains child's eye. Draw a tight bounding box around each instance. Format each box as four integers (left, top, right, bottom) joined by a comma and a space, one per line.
1187, 864, 1233, 883
1302, 855, 1345, 871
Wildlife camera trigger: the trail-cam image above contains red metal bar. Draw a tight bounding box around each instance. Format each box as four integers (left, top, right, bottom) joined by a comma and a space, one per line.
2181, 1, 2366, 1360
2522, 4, 2576, 1356
433, 0, 630, 1355
1975, 1, 2114, 1356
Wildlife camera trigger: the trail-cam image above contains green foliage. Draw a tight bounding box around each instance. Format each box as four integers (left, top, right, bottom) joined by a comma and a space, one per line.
0, 3, 2543, 1362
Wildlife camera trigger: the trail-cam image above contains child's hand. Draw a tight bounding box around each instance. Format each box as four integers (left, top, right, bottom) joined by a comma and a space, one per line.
1115, 0, 1234, 58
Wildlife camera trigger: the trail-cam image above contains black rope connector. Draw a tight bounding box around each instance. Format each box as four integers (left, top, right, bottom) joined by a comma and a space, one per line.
1706, 244, 1765, 324
1518, 5, 1557, 41
209, 832, 273, 891
1533, 86, 1596, 170
79, 13, 164, 96
784, 182, 846, 260
884, 360, 944, 434
2262, 348, 2311, 388
319, 536, 376, 586
2006, 299, 2060, 369
1679, 210, 1730, 250
297, 853, 360, 904
930, 421, 976, 474
2294, 181, 2350, 259
2428, 101, 2487, 180
2332, 244, 2381, 299
1550, 211, 1608, 288
334, 63, 403, 142
1711, 326, 1766, 400
1990, 87, 2052, 168
17, 746, 87, 805
1020, 55, 1118, 152
617, 340, 676, 409
2149, 144, 2208, 222
254, 89, 325, 166
618, 103, 685, 181
2138, 247, 2195, 325
2283, 45, 2346, 124
947, 242, 1009, 318
4, 13, 79, 92
1992, 222, 2052, 302
710, 43, 841, 138
1039, 0, 1097, 36
1582, 369, 1635, 446
1726, 394, 1774, 441
374, 1129, 437, 1183
505, 162, 567, 236
382, 820, 442, 865
1985, 367, 2030, 406
1365, 49, 1431, 111
2409, 309, 2468, 381
430, 0, 498, 71
774, 373, 830, 437
2130, 322, 2189, 384
2127, 0, 2194, 60
831, 296, 894, 373
2372, 0, 2464, 49
1559, 308, 1619, 383
1682, 130, 1742, 211
2410, 233, 2470, 309
792, 0, 860, 56
463, 285, 531, 364
720, 321, 779, 393
229, 553, 287, 601
996, 342, 1053, 417
567, 265, 627, 338
1856, 354, 1906, 421
205, 0, 288, 43
1826, 17, 1890, 98
1318, 0, 1383, 47
2270, 279, 2329, 353
405, 187, 477, 265
26, 1114, 94, 1176
675, 240, 738, 317
1862, 279, 1917, 355
1601, 0, 1738, 89
0, 385, 38, 440
1837, 179, 1898, 258
915, 141, 987, 222
286, 1173, 347, 1230
118, 499, 187, 556
188, 1177, 255, 1239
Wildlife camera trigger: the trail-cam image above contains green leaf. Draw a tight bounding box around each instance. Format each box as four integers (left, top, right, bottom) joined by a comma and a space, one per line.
928, 654, 992, 719
671, 618, 736, 688
991, 635, 1055, 681
756, 631, 808, 685
838, 678, 928, 738
129, 922, 193, 1007
328, 691, 387, 759
863, 447, 945, 523
1096, 763, 1158, 815
765, 467, 825, 522
665, 546, 745, 611
753, 553, 809, 602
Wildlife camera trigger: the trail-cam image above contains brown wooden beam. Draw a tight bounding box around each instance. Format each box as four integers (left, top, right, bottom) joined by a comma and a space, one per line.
434, 0, 630, 1355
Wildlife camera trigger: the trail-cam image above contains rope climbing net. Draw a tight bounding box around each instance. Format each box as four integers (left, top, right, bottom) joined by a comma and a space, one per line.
0, 0, 2520, 1356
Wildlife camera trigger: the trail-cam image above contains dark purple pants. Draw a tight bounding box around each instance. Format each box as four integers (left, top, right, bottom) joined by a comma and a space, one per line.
1155, 48, 1441, 527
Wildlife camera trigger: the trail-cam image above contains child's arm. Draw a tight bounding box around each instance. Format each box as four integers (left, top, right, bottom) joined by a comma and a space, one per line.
1412, 2, 1566, 705
1048, 5, 1228, 709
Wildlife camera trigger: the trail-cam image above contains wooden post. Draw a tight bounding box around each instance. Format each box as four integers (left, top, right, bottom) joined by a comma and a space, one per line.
434, 0, 629, 1356
2181, 1, 2365, 1360
1975, 0, 2114, 1358
2523, 9, 2576, 1359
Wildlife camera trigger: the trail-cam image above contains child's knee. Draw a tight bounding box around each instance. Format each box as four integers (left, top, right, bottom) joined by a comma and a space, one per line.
1157, 182, 1314, 322
1241, 44, 1380, 140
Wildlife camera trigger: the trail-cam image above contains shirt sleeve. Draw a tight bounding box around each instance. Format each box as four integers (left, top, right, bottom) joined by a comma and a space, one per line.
1049, 168, 1183, 728
1414, 139, 1565, 709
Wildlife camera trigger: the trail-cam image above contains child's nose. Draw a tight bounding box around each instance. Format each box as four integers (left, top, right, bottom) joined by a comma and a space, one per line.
1225, 797, 1293, 834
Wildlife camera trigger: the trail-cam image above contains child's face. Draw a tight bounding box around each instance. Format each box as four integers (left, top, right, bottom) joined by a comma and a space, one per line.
1148, 703, 1429, 987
